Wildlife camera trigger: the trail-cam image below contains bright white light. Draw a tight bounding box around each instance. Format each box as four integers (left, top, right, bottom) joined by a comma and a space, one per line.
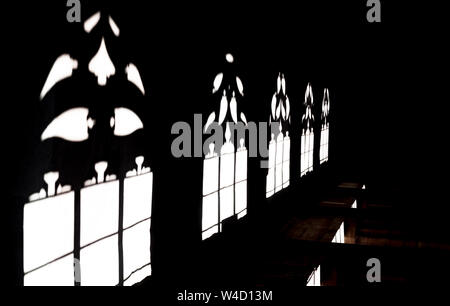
240, 113, 248, 125
282, 134, 290, 188
277, 75, 282, 93
202, 225, 219, 240
275, 133, 283, 192
220, 186, 234, 222
235, 182, 246, 216
40, 54, 78, 100
94, 161, 108, 184
201, 58, 250, 239
301, 132, 306, 176
43, 172, 59, 197
135, 156, 144, 175
122, 159, 153, 286
80, 180, 119, 247
204, 112, 216, 132
306, 83, 314, 104
276, 103, 281, 119
202, 151, 219, 239
80, 234, 119, 286
320, 88, 330, 164
237, 209, 247, 219
23, 192, 74, 273
266, 134, 276, 198
271, 94, 277, 119
124, 265, 151, 286
88, 37, 116, 86
235, 147, 247, 215
220, 152, 235, 187
301, 84, 315, 177
57, 184, 71, 194
108, 16, 120, 37
235, 146, 247, 182
281, 103, 286, 120
212, 73, 223, 94
123, 172, 152, 228
126, 63, 145, 95
217, 92, 228, 125
203, 153, 219, 196
113, 107, 144, 136
332, 222, 345, 243
307, 265, 321, 286
230, 95, 238, 124
300, 129, 314, 176
308, 132, 314, 170
236, 77, 244, 96
220, 143, 235, 223
41, 107, 89, 142
202, 193, 219, 233
123, 219, 151, 285
285, 97, 290, 119
24, 255, 74, 286
84, 11, 100, 33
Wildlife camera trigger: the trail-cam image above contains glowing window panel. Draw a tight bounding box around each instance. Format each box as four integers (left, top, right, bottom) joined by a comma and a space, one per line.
266, 135, 276, 198
275, 133, 284, 192
80, 234, 119, 286
23, 192, 74, 273
307, 265, 321, 286
123, 219, 151, 286
203, 154, 219, 196
124, 265, 152, 287
24, 254, 74, 286
266, 74, 291, 197
202, 152, 220, 240
219, 149, 235, 223
201, 54, 249, 240
301, 83, 315, 177
80, 180, 119, 247
320, 88, 330, 164
235, 147, 247, 217
123, 172, 152, 228
282, 134, 290, 188
202, 193, 219, 236
332, 222, 345, 244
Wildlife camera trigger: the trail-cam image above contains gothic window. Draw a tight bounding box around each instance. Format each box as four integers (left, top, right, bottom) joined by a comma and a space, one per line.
320, 88, 330, 164
300, 83, 315, 177
24, 11, 151, 286
202, 54, 248, 240
266, 73, 291, 198
23, 177, 75, 286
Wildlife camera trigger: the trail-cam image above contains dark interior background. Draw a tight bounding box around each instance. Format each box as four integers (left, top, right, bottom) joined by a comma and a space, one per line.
3, 0, 447, 288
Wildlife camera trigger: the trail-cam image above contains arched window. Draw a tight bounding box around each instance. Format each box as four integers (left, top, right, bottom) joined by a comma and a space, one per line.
24, 11, 151, 286
300, 83, 315, 177
202, 54, 248, 240
320, 88, 330, 164
332, 221, 345, 244
266, 73, 291, 198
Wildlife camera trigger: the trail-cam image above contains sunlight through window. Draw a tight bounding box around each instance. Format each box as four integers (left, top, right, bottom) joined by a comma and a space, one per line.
301, 83, 315, 177
320, 88, 330, 164
202, 54, 248, 240
266, 73, 291, 198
